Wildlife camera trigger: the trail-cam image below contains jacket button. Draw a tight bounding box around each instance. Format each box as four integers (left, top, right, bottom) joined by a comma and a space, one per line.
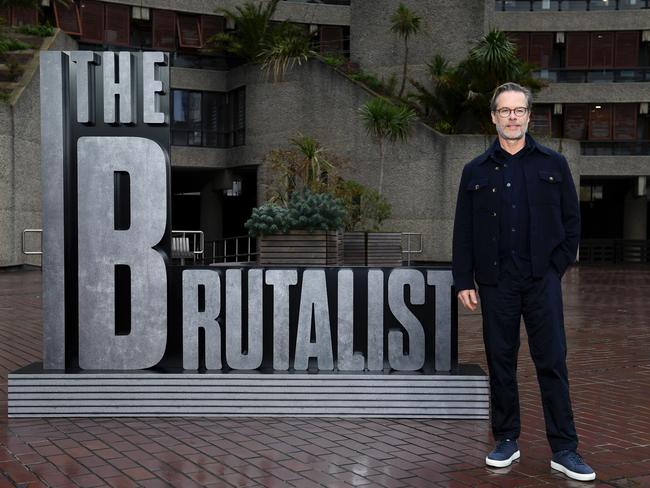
493, 261, 497, 266
492, 188, 496, 192
492, 212, 497, 217
549, 176, 554, 181
474, 184, 480, 190
495, 166, 500, 171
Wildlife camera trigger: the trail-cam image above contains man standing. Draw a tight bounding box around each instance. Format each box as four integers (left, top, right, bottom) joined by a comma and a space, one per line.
452, 82, 595, 481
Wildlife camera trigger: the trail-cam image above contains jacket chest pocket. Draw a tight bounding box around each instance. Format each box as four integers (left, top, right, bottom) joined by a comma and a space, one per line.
467, 177, 492, 210
531, 170, 562, 206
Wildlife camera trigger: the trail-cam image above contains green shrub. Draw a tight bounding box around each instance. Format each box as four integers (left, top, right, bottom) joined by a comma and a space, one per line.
349, 71, 382, 91
334, 180, 391, 232
322, 54, 346, 69
244, 203, 289, 236
16, 23, 55, 37
0, 36, 31, 54
286, 189, 346, 232
245, 189, 346, 236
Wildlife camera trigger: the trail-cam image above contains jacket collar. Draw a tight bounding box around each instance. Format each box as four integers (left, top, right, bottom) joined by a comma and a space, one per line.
477, 133, 552, 165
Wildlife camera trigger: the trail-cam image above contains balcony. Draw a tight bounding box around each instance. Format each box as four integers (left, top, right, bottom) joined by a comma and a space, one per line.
534, 68, 650, 82
496, 0, 649, 10
581, 140, 650, 155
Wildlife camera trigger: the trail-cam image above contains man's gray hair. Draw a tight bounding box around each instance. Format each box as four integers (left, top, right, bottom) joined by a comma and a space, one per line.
490, 82, 533, 112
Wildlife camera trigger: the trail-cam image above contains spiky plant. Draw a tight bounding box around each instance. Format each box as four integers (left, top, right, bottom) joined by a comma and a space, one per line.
359, 97, 417, 195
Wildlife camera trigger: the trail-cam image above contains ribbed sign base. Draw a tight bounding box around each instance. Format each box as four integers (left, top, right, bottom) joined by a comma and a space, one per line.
9, 364, 488, 419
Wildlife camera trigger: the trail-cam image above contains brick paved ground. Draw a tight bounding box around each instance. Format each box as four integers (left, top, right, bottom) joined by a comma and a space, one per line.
0, 265, 649, 487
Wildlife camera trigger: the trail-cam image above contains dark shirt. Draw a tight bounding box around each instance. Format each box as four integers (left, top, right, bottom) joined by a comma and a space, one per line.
491, 140, 532, 276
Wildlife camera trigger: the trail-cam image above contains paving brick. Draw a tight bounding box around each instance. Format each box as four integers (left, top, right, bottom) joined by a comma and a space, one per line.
1, 266, 650, 487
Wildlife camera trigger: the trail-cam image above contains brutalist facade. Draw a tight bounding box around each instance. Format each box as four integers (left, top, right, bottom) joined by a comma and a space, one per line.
1, 0, 648, 266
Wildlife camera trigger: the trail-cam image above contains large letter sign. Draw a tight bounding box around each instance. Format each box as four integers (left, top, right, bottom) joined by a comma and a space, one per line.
7, 50, 489, 418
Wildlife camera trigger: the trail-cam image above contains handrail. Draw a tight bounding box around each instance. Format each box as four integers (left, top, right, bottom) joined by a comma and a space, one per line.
402, 232, 423, 266
21, 229, 42, 256
206, 235, 258, 264
171, 230, 204, 256
495, 0, 649, 11
171, 230, 204, 265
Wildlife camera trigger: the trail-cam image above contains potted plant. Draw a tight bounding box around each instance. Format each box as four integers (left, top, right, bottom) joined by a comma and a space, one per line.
245, 188, 346, 265
333, 180, 402, 266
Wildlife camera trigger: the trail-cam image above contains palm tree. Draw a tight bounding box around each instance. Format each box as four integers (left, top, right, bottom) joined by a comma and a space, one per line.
390, 3, 422, 98
408, 30, 544, 134
207, 0, 280, 62
260, 23, 315, 82
359, 97, 417, 195
290, 133, 334, 193
206, 0, 314, 81
460, 29, 544, 132
408, 54, 467, 133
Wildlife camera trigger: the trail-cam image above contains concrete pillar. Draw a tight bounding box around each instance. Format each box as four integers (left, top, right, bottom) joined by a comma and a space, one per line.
200, 182, 223, 243
623, 180, 647, 241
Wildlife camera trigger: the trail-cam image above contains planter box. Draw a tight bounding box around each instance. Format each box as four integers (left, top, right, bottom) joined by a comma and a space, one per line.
259, 230, 342, 266
343, 232, 403, 266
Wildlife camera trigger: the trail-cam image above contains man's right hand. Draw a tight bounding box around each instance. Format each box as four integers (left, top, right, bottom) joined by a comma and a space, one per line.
458, 289, 478, 311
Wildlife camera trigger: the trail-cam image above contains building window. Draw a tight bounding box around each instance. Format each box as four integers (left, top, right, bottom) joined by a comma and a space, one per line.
152, 9, 176, 50
54, 0, 82, 35
530, 105, 553, 137
0, 6, 38, 26
564, 104, 589, 140
79, 1, 130, 46
177, 14, 202, 48
172, 88, 246, 148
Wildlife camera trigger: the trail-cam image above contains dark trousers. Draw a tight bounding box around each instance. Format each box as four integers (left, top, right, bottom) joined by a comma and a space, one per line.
478, 260, 578, 453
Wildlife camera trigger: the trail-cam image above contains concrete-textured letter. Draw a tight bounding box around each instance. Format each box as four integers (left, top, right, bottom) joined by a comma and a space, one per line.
77, 136, 167, 369
265, 270, 297, 370
183, 269, 222, 370
294, 270, 333, 370
103, 51, 135, 123
143, 51, 166, 124
226, 269, 263, 370
367, 269, 384, 370
387, 269, 425, 371
337, 269, 363, 371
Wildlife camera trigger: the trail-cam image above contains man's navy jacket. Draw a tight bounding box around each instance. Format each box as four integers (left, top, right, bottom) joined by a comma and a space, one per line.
452, 134, 580, 291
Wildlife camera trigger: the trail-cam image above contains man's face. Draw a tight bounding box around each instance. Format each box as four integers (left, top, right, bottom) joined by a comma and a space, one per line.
491, 91, 530, 141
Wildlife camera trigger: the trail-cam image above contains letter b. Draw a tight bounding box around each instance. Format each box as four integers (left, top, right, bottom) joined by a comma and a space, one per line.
77, 137, 168, 369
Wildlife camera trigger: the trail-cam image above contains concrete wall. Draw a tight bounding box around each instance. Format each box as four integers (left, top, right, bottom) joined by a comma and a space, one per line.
535, 83, 650, 104
488, 9, 650, 32
0, 30, 77, 267
349, 0, 487, 84
580, 156, 650, 176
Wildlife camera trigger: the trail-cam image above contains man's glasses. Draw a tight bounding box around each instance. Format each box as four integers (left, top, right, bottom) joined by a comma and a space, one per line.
494, 107, 529, 118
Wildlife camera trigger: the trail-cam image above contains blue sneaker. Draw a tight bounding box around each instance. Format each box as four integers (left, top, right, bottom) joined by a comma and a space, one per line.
551, 450, 596, 481
485, 439, 520, 467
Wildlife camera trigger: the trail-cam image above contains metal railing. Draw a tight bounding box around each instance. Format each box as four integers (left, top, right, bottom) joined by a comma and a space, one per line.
580, 239, 650, 263
534, 68, 650, 83
402, 233, 423, 266
21, 229, 42, 256
496, 0, 649, 10
170, 230, 205, 265
205, 235, 258, 264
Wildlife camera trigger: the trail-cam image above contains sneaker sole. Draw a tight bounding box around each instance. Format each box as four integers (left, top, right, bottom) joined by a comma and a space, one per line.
485, 450, 520, 468
551, 460, 596, 481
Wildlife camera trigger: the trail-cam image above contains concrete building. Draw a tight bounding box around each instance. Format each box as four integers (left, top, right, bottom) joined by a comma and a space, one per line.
0, 0, 648, 266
